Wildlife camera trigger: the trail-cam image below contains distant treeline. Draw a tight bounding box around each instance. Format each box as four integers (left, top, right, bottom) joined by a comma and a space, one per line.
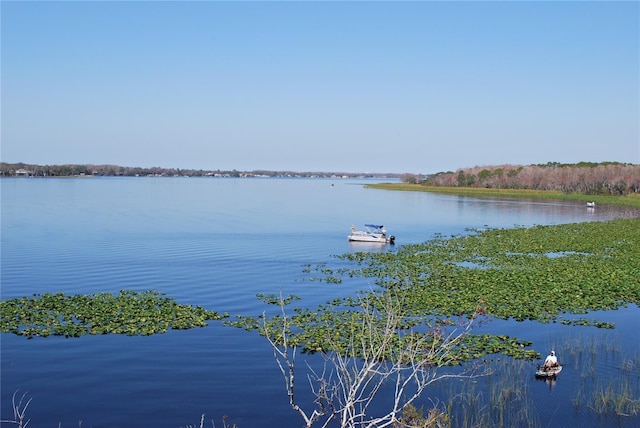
0, 162, 398, 179
401, 162, 640, 195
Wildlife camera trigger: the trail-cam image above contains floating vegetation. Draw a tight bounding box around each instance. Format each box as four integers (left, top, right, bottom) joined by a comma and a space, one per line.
560, 318, 615, 328
227, 219, 640, 364
0, 290, 227, 338
227, 293, 540, 364
330, 219, 640, 326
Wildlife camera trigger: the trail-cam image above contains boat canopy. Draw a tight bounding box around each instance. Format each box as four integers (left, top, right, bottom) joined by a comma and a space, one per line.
365, 224, 384, 229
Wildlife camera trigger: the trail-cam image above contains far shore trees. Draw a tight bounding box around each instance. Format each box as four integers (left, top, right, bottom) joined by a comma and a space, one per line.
419, 162, 640, 195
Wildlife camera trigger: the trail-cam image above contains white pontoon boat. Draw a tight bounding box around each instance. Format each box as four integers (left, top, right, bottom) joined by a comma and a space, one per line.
348, 224, 395, 244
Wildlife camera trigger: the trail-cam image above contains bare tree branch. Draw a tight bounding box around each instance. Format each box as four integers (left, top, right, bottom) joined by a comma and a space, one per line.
0, 390, 33, 428
263, 289, 490, 427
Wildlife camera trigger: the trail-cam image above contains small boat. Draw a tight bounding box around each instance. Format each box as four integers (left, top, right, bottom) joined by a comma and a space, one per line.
535, 365, 562, 377
348, 224, 395, 244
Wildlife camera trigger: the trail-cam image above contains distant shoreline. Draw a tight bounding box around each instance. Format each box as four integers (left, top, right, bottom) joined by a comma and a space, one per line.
0, 162, 402, 179
367, 183, 640, 209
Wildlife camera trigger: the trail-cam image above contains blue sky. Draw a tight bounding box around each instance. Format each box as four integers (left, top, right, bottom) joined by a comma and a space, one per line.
2, 1, 638, 174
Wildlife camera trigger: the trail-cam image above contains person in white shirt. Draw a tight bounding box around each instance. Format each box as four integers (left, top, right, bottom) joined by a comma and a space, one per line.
542, 350, 558, 369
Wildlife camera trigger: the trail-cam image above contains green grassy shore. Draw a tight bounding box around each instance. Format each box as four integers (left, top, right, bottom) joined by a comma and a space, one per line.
367, 183, 640, 209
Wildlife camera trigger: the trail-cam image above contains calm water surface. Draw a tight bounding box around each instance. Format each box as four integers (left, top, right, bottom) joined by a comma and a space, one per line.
1, 177, 638, 427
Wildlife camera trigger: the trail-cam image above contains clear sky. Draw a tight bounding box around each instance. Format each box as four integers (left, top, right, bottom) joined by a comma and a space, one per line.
2, 1, 638, 174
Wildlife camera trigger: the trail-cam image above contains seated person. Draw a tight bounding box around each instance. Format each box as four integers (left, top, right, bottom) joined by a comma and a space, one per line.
542, 350, 558, 369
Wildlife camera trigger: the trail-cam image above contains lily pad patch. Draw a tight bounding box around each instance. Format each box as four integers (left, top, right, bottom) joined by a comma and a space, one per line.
0, 290, 227, 338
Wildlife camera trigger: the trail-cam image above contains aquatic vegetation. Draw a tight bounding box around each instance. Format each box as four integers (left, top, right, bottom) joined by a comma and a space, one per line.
257, 290, 492, 428
0, 290, 227, 338
228, 293, 539, 363
560, 318, 615, 328
432, 338, 640, 427
591, 381, 640, 416
232, 219, 639, 363
436, 359, 540, 428
396, 403, 451, 427
558, 335, 640, 420
332, 219, 640, 325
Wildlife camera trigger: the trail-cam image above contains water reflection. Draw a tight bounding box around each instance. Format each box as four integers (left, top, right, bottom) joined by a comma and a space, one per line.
452, 195, 638, 228
535, 373, 558, 390
347, 241, 393, 253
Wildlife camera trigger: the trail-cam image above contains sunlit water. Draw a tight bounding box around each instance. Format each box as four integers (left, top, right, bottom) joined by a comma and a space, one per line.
1, 177, 638, 427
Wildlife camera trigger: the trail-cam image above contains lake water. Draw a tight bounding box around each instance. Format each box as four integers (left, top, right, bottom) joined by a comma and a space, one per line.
1, 177, 638, 427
